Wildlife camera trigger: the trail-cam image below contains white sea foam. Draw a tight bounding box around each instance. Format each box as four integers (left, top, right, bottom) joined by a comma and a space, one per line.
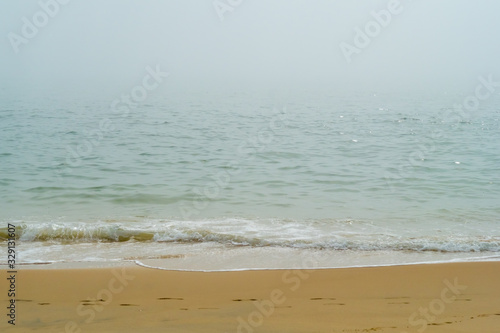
0, 218, 500, 260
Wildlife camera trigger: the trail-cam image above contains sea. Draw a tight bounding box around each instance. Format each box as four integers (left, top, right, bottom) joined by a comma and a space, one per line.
1, 86, 499, 270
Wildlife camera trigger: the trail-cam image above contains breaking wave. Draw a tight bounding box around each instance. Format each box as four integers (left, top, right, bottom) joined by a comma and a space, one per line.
1, 219, 499, 253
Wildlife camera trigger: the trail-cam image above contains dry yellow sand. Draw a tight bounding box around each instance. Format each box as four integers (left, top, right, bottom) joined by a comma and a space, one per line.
1, 261, 499, 332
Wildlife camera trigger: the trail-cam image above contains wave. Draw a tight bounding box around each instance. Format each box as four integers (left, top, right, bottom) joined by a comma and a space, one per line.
1, 220, 499, 253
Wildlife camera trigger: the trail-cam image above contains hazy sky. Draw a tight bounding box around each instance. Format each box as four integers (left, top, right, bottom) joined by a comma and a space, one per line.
1, 0, 499, 94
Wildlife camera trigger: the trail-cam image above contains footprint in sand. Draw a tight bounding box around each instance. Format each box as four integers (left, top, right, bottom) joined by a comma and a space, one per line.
388, 302, 410, 304
428, 321, 454, 326
79, 299, 106, 306
157, 297, 183, 300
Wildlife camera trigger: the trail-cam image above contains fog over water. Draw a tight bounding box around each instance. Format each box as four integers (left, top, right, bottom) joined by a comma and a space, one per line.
1, 0, 499, 95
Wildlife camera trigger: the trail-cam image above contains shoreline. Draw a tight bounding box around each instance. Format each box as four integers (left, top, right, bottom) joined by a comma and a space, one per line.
1, 261, 499, 332
2, 253, 499, 271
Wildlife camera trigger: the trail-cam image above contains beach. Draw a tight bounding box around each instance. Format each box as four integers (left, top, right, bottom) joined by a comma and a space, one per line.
2, 87, 500, 333
1, 261, 499, 332
3, 1, 500, 332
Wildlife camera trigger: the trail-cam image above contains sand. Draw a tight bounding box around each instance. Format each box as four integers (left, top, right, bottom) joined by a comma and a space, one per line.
1, 261, 499, 332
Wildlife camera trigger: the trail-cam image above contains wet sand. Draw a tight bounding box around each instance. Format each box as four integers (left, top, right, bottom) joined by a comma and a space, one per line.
1, 261, 499, 332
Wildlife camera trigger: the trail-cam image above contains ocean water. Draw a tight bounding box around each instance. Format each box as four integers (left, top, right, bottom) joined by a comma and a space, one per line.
1, 88, 499, 270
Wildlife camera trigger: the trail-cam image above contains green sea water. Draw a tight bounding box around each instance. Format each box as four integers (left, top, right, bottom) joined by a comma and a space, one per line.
1, 87, 499, 266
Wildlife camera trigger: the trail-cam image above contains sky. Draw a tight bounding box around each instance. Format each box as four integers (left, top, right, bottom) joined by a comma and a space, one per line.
1, 0, 499, 95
